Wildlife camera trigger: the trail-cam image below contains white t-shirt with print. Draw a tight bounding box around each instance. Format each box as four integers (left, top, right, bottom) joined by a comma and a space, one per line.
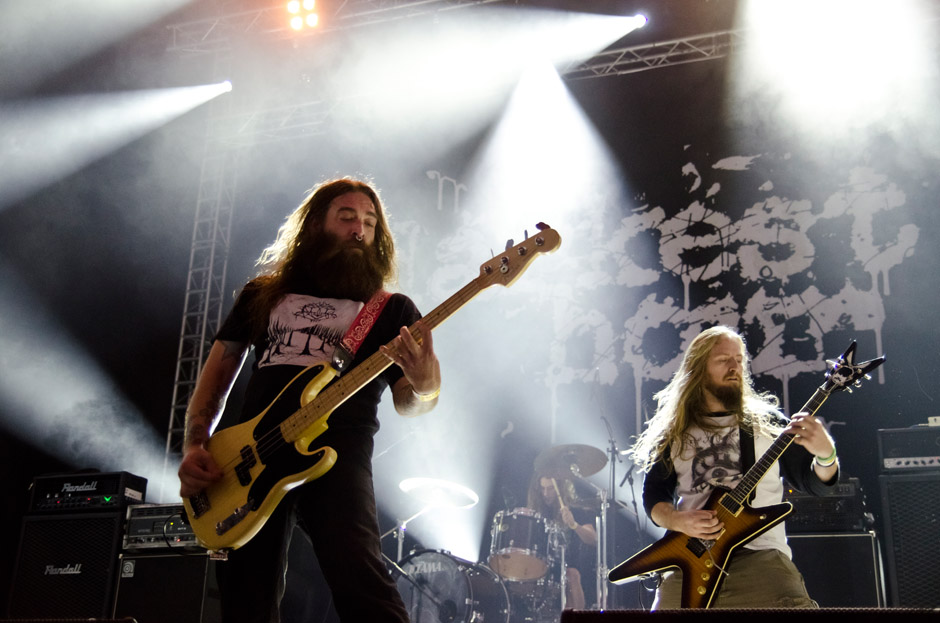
671, 414, 791, 558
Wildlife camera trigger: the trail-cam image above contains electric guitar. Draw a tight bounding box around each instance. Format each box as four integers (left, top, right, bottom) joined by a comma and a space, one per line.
183, 224, 561, 551
607, 341, 885, 608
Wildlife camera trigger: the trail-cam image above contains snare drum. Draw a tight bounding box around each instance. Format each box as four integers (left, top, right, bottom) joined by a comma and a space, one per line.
395, 549, 510, 623
487, 507, 553, 581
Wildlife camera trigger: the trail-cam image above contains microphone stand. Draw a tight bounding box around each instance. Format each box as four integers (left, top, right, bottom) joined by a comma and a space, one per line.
600, 415, 623, 609
380, 506, 432, 562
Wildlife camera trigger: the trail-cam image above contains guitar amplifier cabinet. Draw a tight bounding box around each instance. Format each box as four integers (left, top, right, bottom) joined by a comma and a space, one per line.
112, 551, 219, 623
879, 471, 940, 607
787, 531, 885, 607
7, 512, 123, 618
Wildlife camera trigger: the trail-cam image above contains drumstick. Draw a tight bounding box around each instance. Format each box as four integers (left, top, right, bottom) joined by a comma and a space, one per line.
552, 478, 578, 530
551, 478, 567, 511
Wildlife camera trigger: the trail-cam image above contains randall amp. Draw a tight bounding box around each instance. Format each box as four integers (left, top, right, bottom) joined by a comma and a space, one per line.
28, 470, 147, 514
877, 426, 940, 472
7, 471, 147, 619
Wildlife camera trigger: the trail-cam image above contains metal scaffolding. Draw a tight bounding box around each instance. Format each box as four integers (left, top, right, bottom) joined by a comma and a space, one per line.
562, 29, 746, 79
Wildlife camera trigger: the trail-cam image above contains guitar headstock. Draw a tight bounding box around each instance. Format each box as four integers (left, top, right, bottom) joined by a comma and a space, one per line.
478, 223, 561, 288
823, 341, 886, 393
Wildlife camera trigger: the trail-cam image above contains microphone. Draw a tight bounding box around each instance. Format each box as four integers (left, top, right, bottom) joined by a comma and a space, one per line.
619, 462, 635, 488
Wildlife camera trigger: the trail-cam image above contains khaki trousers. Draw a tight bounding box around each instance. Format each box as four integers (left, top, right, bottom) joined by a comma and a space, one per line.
653, 548, 818, 609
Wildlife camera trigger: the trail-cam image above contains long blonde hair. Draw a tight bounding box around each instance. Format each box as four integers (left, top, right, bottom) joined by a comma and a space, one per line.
630, 325, 782, 474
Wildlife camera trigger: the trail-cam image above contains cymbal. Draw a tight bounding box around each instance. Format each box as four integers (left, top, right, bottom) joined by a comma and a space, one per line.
399, 477, 479, 509
534, 444, 607, 479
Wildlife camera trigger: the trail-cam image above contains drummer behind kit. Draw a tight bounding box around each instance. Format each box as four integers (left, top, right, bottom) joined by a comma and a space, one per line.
389, 444, 610, 622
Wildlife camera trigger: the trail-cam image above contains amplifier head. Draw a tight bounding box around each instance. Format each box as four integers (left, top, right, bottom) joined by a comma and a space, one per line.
29, 470, 147, 513
877, 427, 940, 472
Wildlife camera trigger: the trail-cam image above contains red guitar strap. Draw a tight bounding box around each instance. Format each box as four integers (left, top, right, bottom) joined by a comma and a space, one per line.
331, 290, 391, 373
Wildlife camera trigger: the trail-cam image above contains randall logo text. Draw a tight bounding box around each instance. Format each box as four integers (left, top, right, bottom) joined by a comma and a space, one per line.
61, 481, 98, 493
44, 564, 82, 575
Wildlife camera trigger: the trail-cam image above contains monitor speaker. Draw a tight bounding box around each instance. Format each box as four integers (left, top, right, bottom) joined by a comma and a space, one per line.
787, 531, 885, 607
112, 552, 219, 623
879, 471, 940, 607
6, 512, 123, 618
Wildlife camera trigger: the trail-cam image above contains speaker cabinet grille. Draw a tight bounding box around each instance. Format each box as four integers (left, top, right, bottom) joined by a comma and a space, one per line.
879, 472, 940, 607
787, 531, 884, 607
7, 512, 123, 618
113, 552, 219, 623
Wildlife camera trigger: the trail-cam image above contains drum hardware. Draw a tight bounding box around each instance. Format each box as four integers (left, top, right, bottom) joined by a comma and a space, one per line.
382, 477, 479, 561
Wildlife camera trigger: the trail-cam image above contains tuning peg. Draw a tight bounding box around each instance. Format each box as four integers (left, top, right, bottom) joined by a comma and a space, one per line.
536, 222, 549, 231
505, 239, 514, 250
524, 229, 529, 239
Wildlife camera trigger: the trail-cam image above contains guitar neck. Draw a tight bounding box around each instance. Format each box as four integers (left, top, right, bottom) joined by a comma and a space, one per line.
724, 385, 831, 509
281, 277, 489, 442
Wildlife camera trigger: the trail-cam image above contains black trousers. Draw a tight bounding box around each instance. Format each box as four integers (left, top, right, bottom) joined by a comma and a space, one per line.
215, 432, 410, 623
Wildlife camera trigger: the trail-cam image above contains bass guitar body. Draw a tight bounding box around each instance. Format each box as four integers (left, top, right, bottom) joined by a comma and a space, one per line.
183, 363, 339, 552
609, 487, 791, 609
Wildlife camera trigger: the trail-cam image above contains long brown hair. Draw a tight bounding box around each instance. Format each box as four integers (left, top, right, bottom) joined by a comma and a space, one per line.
526, 473, 585, 518
629, 325, 782, 474
245, 178, 397, 340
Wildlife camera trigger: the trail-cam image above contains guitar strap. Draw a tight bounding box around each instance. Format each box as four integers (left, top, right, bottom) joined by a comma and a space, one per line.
331, 289, 391, 374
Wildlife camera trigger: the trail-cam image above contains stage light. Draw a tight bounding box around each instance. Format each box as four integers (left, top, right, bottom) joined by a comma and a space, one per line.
633, 14, 648, 28
287, 0, 318, 30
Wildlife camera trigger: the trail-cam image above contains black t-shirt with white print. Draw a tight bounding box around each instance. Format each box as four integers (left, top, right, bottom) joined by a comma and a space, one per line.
215, 282, 422, 435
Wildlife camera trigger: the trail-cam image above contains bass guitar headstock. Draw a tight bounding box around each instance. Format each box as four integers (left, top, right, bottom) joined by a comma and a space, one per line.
823, 341, 885, 394
478, 222, 561, 288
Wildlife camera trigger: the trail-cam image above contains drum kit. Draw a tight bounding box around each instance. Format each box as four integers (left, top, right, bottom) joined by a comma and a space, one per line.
389, 444, 611, 623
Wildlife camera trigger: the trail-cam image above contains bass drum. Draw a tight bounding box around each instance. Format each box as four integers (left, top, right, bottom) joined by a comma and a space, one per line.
396, 549, 510, 623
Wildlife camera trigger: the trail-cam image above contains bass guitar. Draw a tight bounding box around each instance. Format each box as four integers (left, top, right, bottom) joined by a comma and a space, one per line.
183, 224, 561, 551
607, 341, 885, 608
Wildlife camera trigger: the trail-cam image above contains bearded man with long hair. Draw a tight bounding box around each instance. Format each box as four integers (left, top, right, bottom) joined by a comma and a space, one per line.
178, 178, 441, 622
629, 325, 839, 609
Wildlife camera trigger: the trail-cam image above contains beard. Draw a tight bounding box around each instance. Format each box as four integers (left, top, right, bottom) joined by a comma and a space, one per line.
705, 377, 744, 412
286, 228, 386, 302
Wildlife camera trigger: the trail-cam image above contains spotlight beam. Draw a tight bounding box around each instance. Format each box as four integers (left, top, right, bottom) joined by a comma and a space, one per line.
0, 82, 231, 212
0, 262, 177, 499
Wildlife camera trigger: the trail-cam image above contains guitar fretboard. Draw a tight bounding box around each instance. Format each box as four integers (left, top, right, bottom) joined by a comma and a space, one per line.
723, 385, 831, 509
